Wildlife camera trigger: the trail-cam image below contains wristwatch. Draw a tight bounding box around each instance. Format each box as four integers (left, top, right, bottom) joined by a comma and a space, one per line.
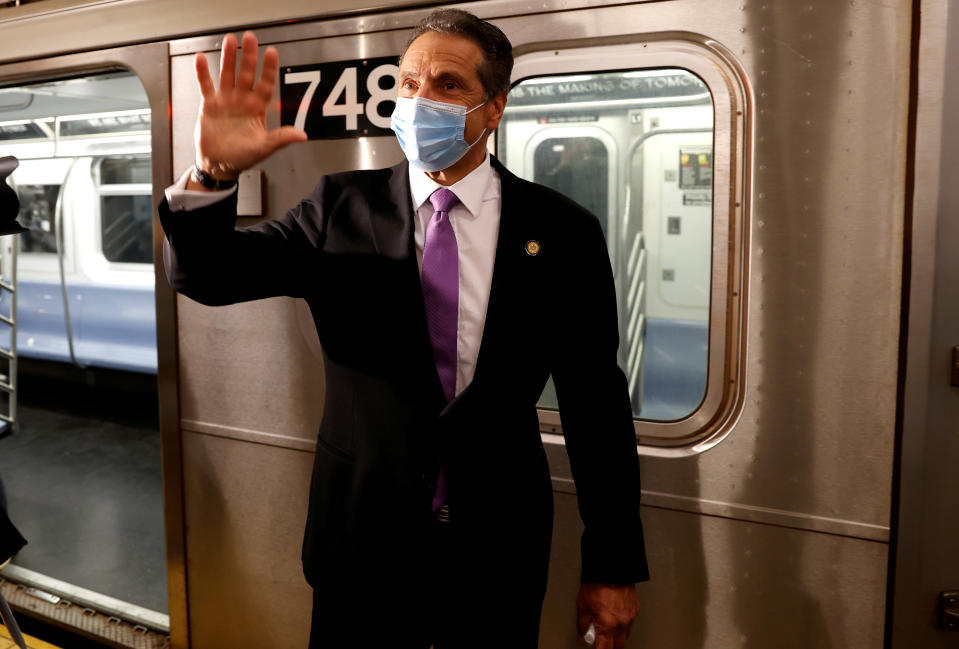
192, 162, 238, 190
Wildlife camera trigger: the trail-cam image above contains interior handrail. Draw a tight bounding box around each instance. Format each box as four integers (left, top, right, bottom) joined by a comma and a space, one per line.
53, 157, 83, 369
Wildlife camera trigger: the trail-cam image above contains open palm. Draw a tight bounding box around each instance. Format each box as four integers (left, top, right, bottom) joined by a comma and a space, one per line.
194, 31, 307, 180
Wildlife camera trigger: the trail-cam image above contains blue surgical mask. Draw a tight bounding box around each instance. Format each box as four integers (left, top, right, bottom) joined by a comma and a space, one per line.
390, 96, 487, 172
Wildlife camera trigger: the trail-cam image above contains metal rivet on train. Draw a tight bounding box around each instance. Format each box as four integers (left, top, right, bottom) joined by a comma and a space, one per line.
525, 240, 541, 256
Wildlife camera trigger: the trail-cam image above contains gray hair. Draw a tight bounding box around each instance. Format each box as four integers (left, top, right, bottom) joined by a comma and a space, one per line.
404, 8, 514, 99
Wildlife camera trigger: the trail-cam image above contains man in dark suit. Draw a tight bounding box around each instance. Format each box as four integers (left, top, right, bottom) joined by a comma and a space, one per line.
159, 9, 647, 648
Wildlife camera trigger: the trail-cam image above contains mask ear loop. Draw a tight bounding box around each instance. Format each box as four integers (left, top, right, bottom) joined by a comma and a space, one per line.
466, 127, 487, 148
464, 101, 489, 148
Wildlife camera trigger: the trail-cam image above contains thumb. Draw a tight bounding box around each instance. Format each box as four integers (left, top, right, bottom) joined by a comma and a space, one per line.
266, 126, 308, 152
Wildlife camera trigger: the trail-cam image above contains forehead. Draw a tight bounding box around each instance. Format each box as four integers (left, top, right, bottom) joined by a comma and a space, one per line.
400, 31, 483, 80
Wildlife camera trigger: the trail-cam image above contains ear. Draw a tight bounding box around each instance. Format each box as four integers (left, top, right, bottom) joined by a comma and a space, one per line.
485, 91, 508, 132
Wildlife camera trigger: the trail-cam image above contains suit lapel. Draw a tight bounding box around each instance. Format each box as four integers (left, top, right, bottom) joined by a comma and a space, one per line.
374, 160, 446, 405
373, 158, 414, 258
465, 156, 532, 392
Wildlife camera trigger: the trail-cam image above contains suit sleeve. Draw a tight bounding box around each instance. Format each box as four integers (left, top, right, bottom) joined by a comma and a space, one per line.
550, 209, 650, 585
158, 177, 333, 305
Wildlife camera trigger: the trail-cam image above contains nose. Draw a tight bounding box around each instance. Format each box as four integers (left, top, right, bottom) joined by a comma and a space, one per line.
413, 84, 438, 102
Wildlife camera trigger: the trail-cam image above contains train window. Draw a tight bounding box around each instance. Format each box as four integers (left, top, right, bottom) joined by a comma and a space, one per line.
0, 120, 50, 141
16, 183, 59, 253
99, 156, 151, 184
533, 137, 610, 237
499, 64, 722, 429
100, 194, 152, 263
58, 110, 150, 137
94, 154, 153, 265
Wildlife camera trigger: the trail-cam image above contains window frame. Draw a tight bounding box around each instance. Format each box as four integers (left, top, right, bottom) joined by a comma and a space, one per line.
93, 154, 154, 269
501, 36, 750, 455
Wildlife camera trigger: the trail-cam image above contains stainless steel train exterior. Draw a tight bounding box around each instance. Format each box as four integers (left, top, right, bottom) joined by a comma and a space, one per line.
0, 0, 956, 647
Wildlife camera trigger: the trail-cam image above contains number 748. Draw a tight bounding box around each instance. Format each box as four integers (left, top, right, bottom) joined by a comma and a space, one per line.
285, 63, 399, 132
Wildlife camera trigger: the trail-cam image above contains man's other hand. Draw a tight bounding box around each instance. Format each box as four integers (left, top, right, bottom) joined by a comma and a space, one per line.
193, 31, 307, 181
576, 582, 639, 649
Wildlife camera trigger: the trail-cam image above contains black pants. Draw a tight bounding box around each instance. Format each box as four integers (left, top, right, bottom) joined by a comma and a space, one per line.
308, 519, 545, 649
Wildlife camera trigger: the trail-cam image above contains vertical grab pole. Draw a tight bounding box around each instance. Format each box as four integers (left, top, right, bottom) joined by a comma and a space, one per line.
0, 232, 17, 434
9, 236, 16, 430
0, 155, 23, 435
53, 158, 83, 369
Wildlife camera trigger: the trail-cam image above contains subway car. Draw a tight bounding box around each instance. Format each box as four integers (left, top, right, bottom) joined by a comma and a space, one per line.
0, 99, 156, 373
0, 0, 956, 648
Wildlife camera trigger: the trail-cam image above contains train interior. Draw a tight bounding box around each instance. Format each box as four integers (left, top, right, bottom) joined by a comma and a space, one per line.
0, 72, 168, 647
498, 68, 714, 421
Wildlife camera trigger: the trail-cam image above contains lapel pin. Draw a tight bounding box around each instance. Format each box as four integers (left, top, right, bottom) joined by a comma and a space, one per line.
525, 240, 541, 256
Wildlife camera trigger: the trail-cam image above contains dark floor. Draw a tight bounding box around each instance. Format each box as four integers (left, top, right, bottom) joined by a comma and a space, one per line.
0, 361, 168, 615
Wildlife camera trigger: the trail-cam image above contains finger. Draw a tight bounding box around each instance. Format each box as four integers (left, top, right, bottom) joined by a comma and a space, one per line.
194, 52, 216, 100
237, 31, 260, 91
219, 33, 238, 91
256, 46, 280, 103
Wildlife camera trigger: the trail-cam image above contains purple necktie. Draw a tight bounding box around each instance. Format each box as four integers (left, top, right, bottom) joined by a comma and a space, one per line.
422, 187, 459, 510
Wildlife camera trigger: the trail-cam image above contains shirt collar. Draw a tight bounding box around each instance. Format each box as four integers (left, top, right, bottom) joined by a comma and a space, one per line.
409, 153, 492, 218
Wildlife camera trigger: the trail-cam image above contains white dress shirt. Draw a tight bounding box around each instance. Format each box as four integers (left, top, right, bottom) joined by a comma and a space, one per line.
409, 154, 501, 397
164, 154, 502, 397
164, 168, 237, 211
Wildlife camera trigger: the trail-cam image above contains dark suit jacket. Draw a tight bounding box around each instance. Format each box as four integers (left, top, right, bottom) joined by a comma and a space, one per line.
0, 476, 26, 564
0, 513, 25, 565
159, 156, 648, 602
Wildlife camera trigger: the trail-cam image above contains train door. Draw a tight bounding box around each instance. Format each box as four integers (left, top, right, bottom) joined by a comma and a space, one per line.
496, 40, 743, 649
0, 45, 180, 648
892, 1, 959, 646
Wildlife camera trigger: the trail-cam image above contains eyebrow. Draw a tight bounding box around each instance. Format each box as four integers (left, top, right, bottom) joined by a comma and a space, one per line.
434, 69, 470, 86
398, 63, 473, 88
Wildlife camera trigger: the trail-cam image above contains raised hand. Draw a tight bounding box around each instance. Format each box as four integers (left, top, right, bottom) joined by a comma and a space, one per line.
193, 31, 307, 181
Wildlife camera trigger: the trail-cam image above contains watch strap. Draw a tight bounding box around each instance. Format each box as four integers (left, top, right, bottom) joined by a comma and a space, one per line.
192, 163, 238, 191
